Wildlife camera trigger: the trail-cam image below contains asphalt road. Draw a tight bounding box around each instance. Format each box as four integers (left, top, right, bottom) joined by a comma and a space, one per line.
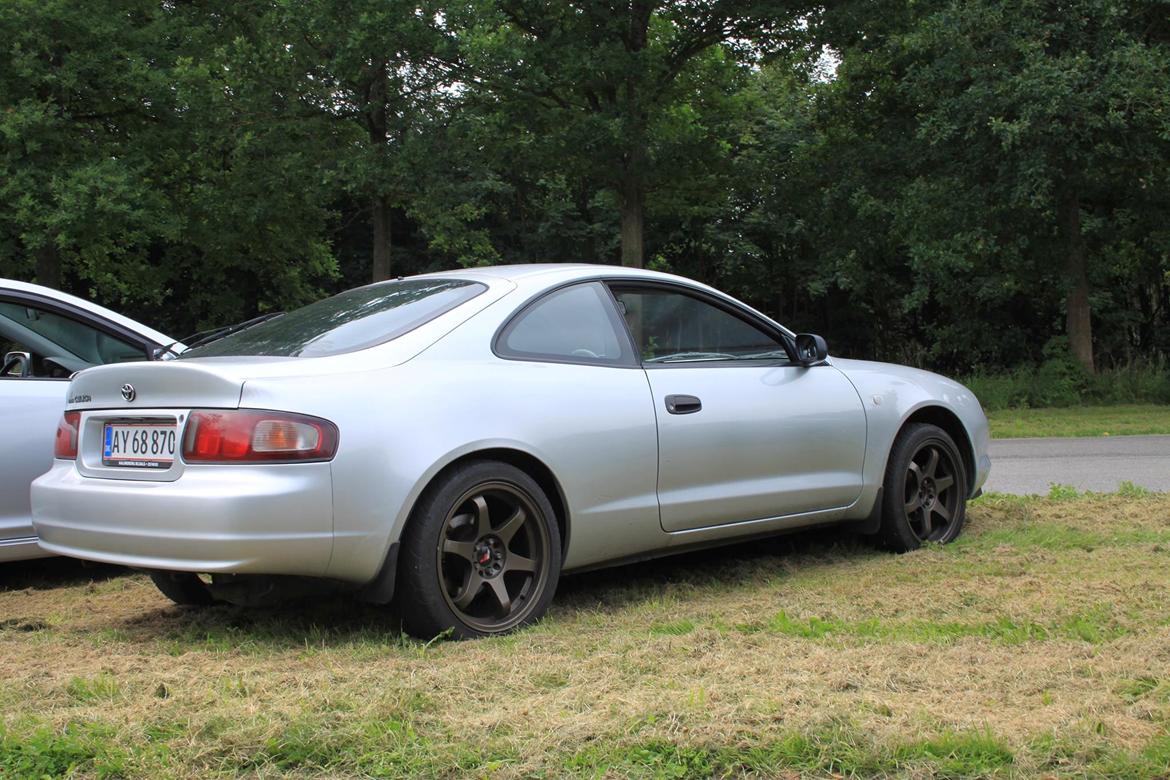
983, 434, 1170, 495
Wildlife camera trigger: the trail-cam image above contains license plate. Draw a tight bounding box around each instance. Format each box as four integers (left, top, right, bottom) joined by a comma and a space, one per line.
102, 422, 177, 469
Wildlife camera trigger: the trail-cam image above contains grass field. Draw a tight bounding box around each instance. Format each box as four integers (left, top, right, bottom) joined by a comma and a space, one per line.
3, 493, 1169, 778
987, 403, 1170, 438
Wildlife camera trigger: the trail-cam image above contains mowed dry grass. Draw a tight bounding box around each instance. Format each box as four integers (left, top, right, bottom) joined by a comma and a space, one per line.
2, 494, 1169, 778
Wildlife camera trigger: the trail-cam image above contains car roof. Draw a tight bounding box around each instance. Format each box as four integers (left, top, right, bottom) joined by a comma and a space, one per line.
0, 277, 177, 347
414, 263, 795, 337
417, 263, 707, 287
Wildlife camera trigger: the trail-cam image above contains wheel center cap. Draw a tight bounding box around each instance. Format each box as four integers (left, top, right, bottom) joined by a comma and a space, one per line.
474, 536, 506, 577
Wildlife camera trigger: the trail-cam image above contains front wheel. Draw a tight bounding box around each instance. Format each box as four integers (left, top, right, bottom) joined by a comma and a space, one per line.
397, 461, 562, 640
877, 423, 968, 552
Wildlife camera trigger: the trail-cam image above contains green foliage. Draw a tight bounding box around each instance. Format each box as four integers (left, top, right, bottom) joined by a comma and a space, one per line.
0, 0, 1166, 372
958, 520, 1170, 551
966, 362, 1170, 411
1048, 484, 1082, 500
761, 608, 1128, 645
648, 618, 695, 636
568, 728, 1015, 777
1118, 480, 1155, 498
893, 731, 1015, 777
797, 0, 1170, 372
0, 721, 127, 778
64, 673, 120, 703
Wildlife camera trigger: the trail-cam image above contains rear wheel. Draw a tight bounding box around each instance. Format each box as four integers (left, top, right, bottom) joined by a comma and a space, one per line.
148, 570, 216, 606
397, 461, 561, 640
877, 423, 968, 552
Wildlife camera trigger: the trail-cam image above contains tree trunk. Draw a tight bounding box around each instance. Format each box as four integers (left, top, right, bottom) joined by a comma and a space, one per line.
35, 242, 61, 289
365, 60, 391, 283
371, 195, 392, 282
619, 170, 644, 268
618, 5, 650, 269
1059, 186, 1094, 373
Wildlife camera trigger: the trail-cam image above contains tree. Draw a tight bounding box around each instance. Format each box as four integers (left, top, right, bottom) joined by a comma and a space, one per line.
267, 1, 453, 282
452, 0, 813, 267
821, 0, 1170, 373
0, 1, 341, 333
0, 0, 177, 291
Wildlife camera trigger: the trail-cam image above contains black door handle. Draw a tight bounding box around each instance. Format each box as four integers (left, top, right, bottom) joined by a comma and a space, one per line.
665, 394, 702, 415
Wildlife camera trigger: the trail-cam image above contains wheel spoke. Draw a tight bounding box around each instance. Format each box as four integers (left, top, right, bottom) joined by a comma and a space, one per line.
452, 572, 484, 610
486, 577, 512, 615
905, 494, 922, 514
934, 474, 954, 492
471, 495, 491, 536
923, 448, 940, 479
442, 538, 477, 563
505, 554, 537, 574
907, 462, 923, 488
932, 501, 952, 523
497, 506, 527, 544
448, 511, 474, 531
918, 506, 933, 538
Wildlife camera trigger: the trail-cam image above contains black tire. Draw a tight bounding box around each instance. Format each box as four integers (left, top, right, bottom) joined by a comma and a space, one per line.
148, 570, 216, 606
877, 423, 969, 552
397, 460, 562, 640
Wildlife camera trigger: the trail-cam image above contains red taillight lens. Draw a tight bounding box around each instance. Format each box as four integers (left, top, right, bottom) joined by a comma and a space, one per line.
182, 410, 338, 463
55, 411, 80, 459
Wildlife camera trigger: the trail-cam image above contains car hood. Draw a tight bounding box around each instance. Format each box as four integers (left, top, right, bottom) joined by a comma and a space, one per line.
830, 357, 985, 424
831, 357, 972, 394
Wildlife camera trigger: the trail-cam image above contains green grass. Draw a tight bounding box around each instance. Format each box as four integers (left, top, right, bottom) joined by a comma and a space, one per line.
3, 492, 1170, 778
987, 403, 1170, 438
10, 717, 1168, 779
756, 607, 1128, 645
566, 728, 1017, 778
64, 673, 121, 703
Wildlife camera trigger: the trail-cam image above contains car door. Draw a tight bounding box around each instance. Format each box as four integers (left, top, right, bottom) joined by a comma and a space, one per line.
609, 283, 868, 533
492, 281, 662, 567
0, 290, 157, 557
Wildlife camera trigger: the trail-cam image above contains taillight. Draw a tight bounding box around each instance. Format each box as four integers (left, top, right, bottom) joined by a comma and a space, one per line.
55, 411, 80, 459
182, 410, 339, 463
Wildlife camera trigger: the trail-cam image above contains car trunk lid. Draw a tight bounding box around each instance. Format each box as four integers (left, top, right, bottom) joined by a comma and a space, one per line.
63, 358, 293, 411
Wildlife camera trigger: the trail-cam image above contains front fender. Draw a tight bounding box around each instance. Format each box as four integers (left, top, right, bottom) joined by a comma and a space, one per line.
831, 358, 991, 505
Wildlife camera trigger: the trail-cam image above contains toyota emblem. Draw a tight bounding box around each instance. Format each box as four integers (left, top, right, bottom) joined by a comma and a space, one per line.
120, 383, 136, 402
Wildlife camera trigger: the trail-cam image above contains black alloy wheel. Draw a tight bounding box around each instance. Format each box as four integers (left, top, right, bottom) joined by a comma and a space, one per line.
437, 481, 551, 632
398, 461, 561, 639
878, 423, 968, 551
902, 440, 962, 542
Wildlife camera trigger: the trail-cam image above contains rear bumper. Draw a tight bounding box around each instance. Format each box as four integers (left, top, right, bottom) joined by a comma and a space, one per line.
0, 535, 54, 563
31, 460, 334, 576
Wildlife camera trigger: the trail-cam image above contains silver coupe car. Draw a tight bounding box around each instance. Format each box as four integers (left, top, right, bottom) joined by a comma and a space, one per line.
31, 265, 990, 638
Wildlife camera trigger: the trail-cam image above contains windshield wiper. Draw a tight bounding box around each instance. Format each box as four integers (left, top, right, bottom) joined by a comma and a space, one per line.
152, 312, 285, 360
646, 351, 737, 363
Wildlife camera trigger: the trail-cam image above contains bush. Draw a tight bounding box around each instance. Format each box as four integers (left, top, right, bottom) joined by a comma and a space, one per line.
961, 354, 1170, 411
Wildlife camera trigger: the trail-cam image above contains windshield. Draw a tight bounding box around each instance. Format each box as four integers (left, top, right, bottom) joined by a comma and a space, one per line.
180, 278, 486, 358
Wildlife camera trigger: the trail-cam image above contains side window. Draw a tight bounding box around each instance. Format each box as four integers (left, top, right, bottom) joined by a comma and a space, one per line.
611, 287, 789, 364
0, 299, 145, 379
497, 283, 632, 365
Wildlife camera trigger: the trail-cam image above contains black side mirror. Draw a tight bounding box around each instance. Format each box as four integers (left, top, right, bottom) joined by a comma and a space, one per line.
794, 334, 828, 366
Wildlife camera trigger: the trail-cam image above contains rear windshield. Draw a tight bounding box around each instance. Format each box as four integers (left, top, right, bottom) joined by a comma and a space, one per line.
180, 278, 486, 358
